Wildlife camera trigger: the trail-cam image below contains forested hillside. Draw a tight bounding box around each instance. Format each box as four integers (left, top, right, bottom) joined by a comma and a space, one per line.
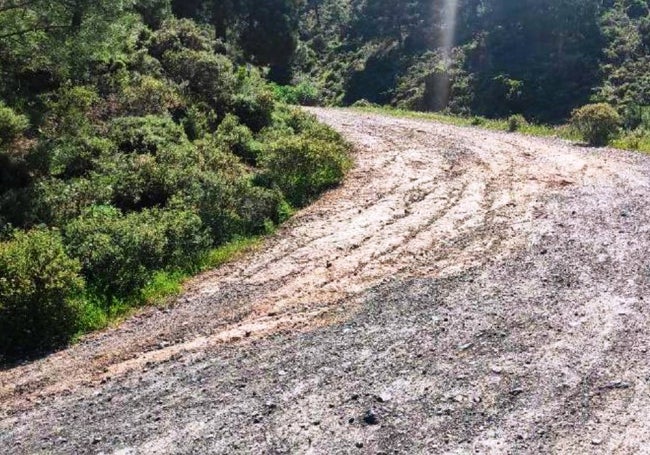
2, 0, 650, 360
0, 0, 350, 360
292, 0, 650, 125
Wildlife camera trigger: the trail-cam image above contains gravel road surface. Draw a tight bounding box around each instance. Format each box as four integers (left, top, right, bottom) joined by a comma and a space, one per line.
2, 108, 650, 454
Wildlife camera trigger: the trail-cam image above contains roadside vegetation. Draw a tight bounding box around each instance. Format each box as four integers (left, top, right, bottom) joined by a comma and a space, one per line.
4, 0, 650, 362
0, 3, 350, 361
282, 0, 650, 153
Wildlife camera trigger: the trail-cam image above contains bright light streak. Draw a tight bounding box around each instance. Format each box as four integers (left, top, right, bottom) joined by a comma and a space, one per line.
436, 0, 459, 109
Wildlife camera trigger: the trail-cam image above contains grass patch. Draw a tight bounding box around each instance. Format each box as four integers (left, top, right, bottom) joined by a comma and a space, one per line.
613, 132, 650, 153
351, 106, 582, 142
352, 105, 650, 153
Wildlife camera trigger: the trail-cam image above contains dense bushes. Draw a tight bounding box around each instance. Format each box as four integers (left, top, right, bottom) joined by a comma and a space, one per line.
0, 103, 29, 146
508, 114, 528, 132
64, 206, 210, 297
260, 110, 351, 207
0, 12, 350, 361
571, 103, 621, 146
0, 229, 85, 357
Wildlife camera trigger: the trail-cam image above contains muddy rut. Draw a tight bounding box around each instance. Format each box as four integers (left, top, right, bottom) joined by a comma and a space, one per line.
2, 108, 650, 454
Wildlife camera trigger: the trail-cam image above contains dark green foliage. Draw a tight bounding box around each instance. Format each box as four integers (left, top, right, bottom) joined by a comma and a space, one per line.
109, 116, 187, 154
571, 103, 621, 146
64, 206, 210, 298
48, 136, 114, 179
119, 76, 184, 116
215, 114, 257, 164
260, 111, 351, 207
0, 229, 85, 359
162, 49, 236, 112
0, 8, 351, 359
0, 103, 29, 146
148, 18, 215, 59
508, 115, 528, 133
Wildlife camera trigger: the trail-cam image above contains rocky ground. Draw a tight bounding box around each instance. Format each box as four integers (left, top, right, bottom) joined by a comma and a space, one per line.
1, 108, 650, 454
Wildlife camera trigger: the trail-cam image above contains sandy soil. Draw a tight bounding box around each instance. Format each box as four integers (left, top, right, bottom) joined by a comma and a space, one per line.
1, 108, 650, 454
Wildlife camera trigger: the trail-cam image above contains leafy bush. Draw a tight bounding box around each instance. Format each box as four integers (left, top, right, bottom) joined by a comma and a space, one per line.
42, 85, 100, 137
148, 18, 216, 59
215, 114, 258, 163
48, 136, 114, 178
30, 176, 114, 227
0, 102, 29, 147
181, 103, 218, 140
272, 82, 321, 106
64, 206, 210, 298
351, 99, 379, 108
120, 76, 184, 116
162, 49, 236, 113
109, 115, 188, 154
260, 132, 350, 207
0, 229, 85, 358
571, 103, 621, 146
107, 145, 199, 211
508, 114, 528, 132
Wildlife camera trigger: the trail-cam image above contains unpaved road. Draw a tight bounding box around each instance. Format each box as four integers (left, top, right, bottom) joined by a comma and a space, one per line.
2, 108, 650, 454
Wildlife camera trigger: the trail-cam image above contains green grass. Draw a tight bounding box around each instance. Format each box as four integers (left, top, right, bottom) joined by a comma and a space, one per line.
352, 105, 650, 153
613, 132, 650, 153
351, 106, 580, 143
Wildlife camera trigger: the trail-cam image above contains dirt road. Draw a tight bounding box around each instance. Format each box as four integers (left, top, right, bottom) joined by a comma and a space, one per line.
2, 108, 650, 454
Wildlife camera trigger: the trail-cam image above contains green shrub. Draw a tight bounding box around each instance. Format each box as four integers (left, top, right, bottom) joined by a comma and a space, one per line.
231, 90, 275, 132
507, 114, 528, 132
260, 133, 351, 207
181, 103, 218, 140
215, 114, 258, 163
570, 103, 621, 146
0, 102, 29, 147
351, 99, 378, 108
107, 145, 198, 211
64, 206, 210, 298
272, 82, 321, 106
162, 49, 236, 113
30, 176, 114, 227
42, 85, 99, 137
470, 116, 486, 126
0, 229, 85, 358
109, 115, 188, 154
48, 136, 114, 178
148, 18, 216, 59
120, 76, 185, 116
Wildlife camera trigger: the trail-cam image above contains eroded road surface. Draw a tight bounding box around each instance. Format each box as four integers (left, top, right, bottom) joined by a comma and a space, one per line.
2, 108, 650, 454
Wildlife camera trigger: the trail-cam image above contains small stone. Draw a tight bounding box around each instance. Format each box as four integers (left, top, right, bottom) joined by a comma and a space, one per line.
510, 388, 525, 396
491, 366, 503, 374
603, 380, 631, 390
356, 442, 364, 448
363, 410, 379, 425
375, 393, 392, 403
592, 439, 603, 446
91, 437, 102, 445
